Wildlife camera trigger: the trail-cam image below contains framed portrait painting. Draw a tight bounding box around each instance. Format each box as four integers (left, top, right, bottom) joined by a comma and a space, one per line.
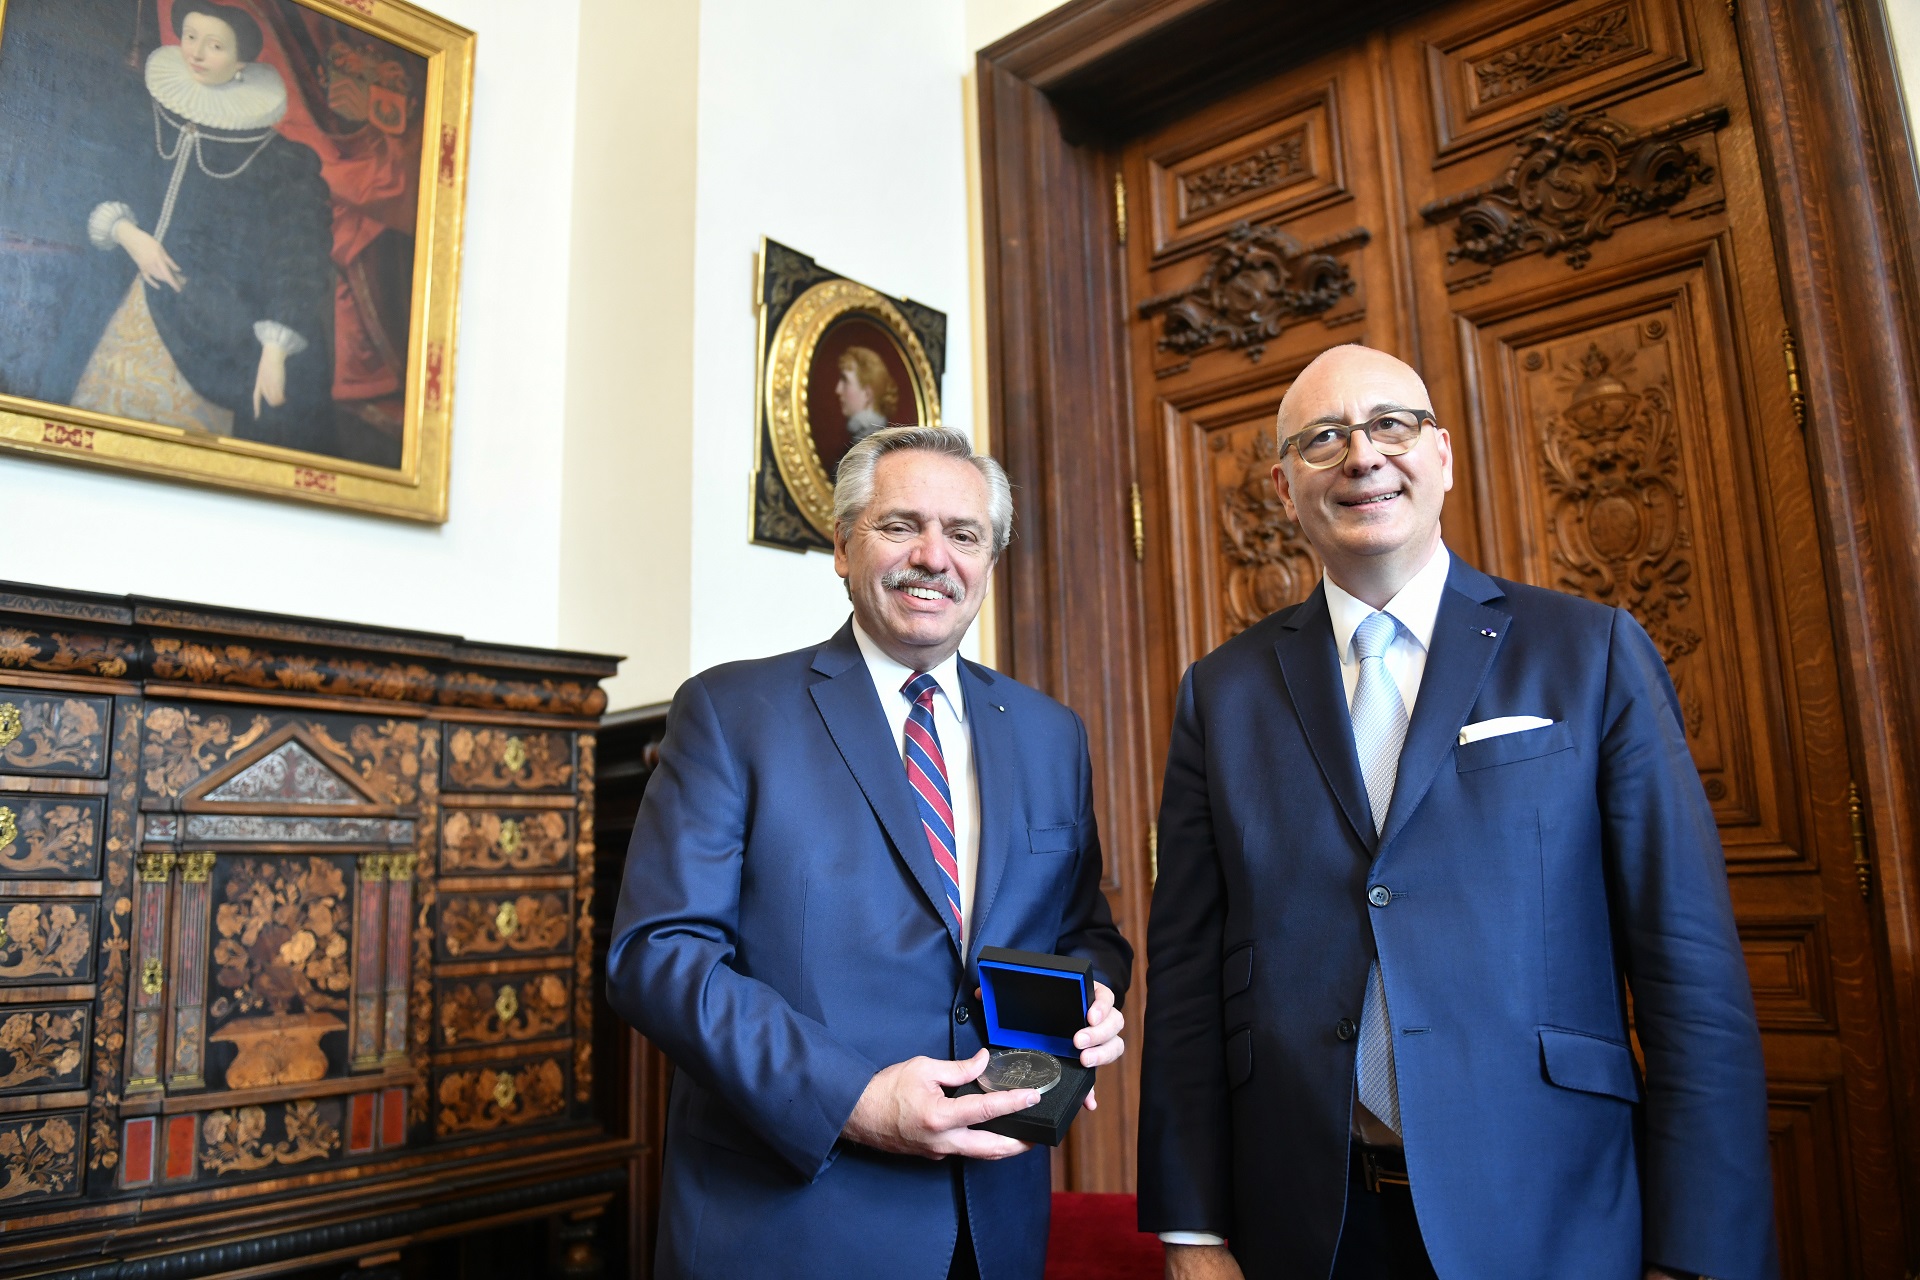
752, 238, 946, 552
0, 0, 473, 521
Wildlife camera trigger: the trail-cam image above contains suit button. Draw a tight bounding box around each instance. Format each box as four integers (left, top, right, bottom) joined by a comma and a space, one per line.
1336, 1018, 1357, 1041
1368, 885, 1392, 907
954, 1005, 970, 1024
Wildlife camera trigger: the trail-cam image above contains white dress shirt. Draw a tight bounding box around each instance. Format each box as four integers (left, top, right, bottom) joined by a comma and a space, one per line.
1160, 542, 1451, 1248
851, 620, 981, 945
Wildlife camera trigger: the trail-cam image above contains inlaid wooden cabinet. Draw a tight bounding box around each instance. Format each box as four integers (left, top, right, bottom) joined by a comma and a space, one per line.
0, 582, 629, 1278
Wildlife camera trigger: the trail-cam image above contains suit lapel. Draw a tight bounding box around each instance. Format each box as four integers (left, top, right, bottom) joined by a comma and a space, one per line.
808, 625, 963, 954
1376, 560, 1510, 852
1274, 585, 1375, 851
959, 660, 1011, 964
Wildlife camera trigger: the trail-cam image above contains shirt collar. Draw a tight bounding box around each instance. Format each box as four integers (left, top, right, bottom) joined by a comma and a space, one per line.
850, 619, 967, 722
1323, 542, 1451, 664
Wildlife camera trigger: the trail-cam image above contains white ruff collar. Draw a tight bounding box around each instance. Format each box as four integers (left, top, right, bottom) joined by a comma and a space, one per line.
145, 45, 287, 131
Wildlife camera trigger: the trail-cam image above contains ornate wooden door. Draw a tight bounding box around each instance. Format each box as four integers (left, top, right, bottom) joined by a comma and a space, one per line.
1121, 0, 1903, 1272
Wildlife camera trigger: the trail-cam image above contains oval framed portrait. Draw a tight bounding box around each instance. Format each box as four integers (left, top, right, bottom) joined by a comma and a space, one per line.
764, 279, 941, 541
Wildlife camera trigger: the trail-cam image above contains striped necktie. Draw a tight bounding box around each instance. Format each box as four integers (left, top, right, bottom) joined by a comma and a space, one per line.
902, 673, 962, 932
1351, 610, 1407, 1136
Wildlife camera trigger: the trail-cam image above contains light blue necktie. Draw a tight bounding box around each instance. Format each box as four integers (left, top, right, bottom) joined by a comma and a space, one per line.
1351, 610, 1407, 1135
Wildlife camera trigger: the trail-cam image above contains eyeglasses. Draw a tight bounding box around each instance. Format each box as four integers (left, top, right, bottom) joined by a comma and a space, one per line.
1279, 410, 1435, 469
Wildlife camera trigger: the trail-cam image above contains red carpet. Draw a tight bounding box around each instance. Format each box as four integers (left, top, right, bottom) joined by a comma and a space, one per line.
1045, 1193, 1164, 1280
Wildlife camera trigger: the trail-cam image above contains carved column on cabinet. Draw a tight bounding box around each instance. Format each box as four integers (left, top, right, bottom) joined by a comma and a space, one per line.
383, 853, 415, 1065
352, 854, 388, 1070
167, 852, 215, 1088
126, 852, 175, 1094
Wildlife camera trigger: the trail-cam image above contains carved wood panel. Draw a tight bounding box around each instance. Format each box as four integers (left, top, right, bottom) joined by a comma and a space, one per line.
1766, 1079, 1858, 1279
1462, 260, 1790, 854
1419, 0, 1698, 159
1145, 84, 1346, 260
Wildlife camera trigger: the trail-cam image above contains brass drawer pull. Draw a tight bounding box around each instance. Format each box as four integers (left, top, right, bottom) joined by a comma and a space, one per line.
0, 806, 15, 852
501, 736, 528, 773
141, 957, 164, 996
0, 703, 20, 749
494, 900, 519, 939
497, 818, 522, 856
494, 984, 519, 1023
492, 1074, 517, 1108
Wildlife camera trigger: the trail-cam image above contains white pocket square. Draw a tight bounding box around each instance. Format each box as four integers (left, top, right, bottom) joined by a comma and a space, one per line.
1457, 716, 1555, 746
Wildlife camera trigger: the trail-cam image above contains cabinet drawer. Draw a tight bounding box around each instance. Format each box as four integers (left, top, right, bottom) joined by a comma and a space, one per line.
441, 728, 574, 793
434, 970, 572, 1048
0, 795, 104, 879
0, 900, 97, 984
0, 1002, 91, 1094
0, 1110, 85, 1203
0, 693, 111, 778
436, 889, 573, 961
440, 808, 573, 875
432, 1054, 569, 1137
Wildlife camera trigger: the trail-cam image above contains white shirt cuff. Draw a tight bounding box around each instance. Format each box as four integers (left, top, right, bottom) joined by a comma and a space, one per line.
254, 320, 309, 356
88, 202, 136, 249
1159, 1232, 1228, 1246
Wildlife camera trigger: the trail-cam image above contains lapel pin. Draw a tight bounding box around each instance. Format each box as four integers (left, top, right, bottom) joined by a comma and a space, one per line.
992, 703, 1006, 712
1480, 628, 1499, 638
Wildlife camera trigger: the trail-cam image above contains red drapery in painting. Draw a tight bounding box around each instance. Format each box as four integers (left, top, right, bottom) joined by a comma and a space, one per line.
157, 0, 422, 404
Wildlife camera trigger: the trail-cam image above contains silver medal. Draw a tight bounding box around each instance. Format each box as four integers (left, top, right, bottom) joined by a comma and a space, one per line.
979, 1048, 1062, 1095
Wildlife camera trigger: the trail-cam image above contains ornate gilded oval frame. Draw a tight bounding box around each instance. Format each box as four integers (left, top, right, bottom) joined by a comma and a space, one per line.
762, 280, 942, 543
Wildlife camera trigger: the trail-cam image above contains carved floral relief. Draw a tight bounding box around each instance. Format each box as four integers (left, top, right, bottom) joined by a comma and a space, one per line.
1470, 5, 1640, 104
1139, 222, 1369, 360
1421, 105, 1727, 278
1211, 426, 1324, 637
1181, 133, 1308, 217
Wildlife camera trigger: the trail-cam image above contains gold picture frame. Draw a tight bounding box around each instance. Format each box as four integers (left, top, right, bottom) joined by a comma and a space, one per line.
0, 0, 474, 521
751, 238, 946, 551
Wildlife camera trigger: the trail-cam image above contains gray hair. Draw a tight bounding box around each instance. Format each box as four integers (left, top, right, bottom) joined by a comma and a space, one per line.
832, 425, 1014, 555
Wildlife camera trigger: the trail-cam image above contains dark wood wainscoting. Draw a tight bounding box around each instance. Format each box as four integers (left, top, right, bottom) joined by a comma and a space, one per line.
978, 1, 1920, 1275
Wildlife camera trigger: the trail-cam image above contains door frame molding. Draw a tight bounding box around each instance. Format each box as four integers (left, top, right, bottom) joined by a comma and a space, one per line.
976, 0, 1920, 1236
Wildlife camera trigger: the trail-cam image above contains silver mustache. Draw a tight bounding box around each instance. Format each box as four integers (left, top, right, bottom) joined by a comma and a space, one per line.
883, 567, 965, 603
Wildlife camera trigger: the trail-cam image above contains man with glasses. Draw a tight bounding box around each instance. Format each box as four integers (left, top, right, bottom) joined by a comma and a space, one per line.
1137, 345, 1774, 1280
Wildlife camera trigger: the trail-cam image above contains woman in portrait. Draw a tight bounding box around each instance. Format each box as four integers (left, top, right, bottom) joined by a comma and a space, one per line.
835, 345, 899, 445
66, 1, 335, 453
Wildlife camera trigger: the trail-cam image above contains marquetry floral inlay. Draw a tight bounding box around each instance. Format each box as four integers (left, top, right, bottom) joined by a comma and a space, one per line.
445, 728, 573, 791
0, 903, 95, 982
440, 894, 570, 957
439, 973, 569, 1046
442, 810, 569, 873
0, 1009, 87, 1091
200, 1100, 339, 1173
142, 707, 270, 798
0, 1115, 78, 1201
212, 857, 352, 1022
0, 801, 98, 877
436, 1059, 565, 1136
1, 698, 105, 774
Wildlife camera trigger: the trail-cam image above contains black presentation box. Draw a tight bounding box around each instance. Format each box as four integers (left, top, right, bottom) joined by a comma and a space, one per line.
952, 946, 1096, 1146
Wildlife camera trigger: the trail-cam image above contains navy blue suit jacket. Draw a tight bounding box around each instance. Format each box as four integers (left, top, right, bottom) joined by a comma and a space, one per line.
607, 623, 1131, 1279
1137, 557, 1774, 1279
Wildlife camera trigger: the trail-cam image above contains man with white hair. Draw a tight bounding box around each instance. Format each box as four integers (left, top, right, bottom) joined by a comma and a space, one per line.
609, 426, 1131, 1279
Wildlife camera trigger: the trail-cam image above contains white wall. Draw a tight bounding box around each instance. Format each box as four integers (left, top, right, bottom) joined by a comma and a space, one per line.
683, 0, 984, 674
0, 0, 582, 651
